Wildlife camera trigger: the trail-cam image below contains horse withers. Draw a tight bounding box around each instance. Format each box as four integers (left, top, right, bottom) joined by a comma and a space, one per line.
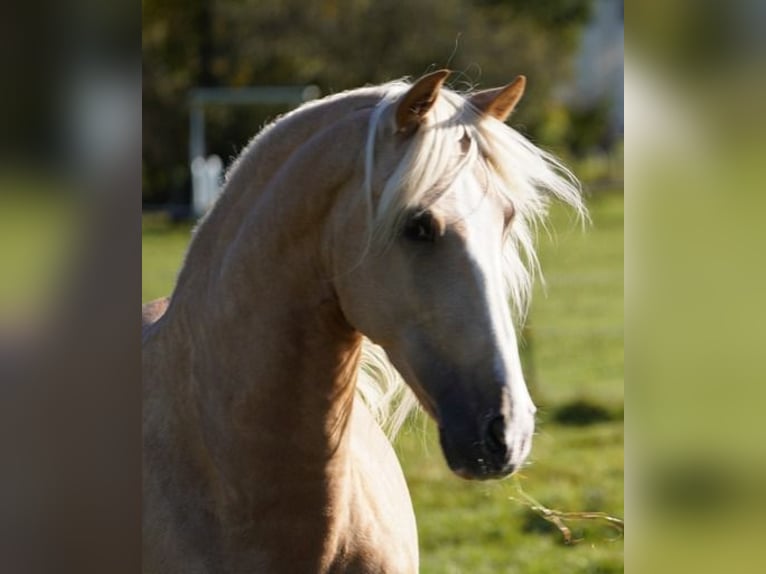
143, 70, 584, 573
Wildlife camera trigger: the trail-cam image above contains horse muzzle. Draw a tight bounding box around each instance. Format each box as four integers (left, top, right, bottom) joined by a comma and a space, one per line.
438, 406, 535, 480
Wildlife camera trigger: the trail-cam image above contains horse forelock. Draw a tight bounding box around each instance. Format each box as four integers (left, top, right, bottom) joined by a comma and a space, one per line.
363, 80, 586, 321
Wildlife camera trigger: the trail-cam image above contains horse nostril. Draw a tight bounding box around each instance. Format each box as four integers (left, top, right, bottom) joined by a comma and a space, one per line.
485, 416, 507, 456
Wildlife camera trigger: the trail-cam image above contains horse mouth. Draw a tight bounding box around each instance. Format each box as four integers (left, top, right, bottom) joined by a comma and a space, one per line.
451, 461, 517, 481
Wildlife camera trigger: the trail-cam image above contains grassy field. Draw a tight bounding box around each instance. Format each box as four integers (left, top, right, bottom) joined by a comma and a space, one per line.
142, 191, 624, 573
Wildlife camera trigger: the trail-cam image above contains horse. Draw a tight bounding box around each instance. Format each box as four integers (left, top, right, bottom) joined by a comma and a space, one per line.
142, 70, 584, 573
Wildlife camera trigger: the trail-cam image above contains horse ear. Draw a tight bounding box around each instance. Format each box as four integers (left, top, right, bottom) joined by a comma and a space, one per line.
469, 75, 526, 122
395, 69, 451, 132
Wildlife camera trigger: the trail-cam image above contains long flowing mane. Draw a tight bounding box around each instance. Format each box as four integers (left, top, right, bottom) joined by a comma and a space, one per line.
355, 79, 585, 436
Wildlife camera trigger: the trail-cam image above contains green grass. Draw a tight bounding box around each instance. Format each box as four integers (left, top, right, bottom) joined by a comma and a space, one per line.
142, 212, 195, 302
140, 191, 624, 573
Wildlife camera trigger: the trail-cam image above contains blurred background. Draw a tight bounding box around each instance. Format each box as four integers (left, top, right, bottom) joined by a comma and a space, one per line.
1, 2, 141, 573
7, 0, 766, 572
142, 1, 624, 573
142, 0, 623, 215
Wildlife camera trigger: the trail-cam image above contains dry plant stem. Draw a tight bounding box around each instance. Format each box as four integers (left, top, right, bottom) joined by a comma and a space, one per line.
510, 476, 625, 545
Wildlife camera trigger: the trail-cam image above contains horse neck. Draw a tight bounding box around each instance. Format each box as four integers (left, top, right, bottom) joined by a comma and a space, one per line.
157, 101, 375, 510
195, 88, 383, 241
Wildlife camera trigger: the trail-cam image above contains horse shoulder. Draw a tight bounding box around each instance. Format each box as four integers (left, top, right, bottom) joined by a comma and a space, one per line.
338, 398, 418, 573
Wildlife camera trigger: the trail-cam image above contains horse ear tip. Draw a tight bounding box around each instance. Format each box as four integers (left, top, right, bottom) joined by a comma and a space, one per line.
426, 69, 451, 86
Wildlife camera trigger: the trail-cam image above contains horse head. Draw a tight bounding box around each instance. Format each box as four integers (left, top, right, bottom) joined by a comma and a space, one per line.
330, 71, 583, 480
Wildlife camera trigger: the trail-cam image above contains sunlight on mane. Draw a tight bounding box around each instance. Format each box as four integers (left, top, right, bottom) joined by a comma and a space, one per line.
359, 79, 586, 437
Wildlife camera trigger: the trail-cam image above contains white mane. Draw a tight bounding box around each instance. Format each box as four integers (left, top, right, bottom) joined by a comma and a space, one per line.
358, 79, 586, 437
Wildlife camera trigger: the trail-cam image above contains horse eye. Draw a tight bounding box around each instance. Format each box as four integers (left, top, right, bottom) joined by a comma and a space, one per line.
403, 212, 437, 242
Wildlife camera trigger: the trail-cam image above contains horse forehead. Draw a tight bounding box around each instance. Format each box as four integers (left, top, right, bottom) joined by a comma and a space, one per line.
446, 170, 502, 230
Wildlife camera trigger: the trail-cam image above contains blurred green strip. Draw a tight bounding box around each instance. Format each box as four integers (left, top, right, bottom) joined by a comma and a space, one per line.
0, 182, 79, 321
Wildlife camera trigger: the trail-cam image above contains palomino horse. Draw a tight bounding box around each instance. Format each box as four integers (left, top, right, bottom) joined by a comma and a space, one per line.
143, 70, 584, 573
